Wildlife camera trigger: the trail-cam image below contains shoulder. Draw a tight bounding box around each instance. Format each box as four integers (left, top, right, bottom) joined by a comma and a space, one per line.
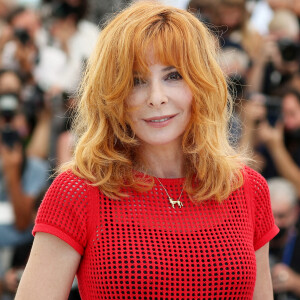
38, 170, 100, 222
50, 170, 102, 202
34, 170, 97, 254
51, 170, 95, 194
242, 165, 269, 193
242, 166, 279, 250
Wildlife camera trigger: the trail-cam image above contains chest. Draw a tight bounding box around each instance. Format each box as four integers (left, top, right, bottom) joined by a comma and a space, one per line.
78, 188, 257, 299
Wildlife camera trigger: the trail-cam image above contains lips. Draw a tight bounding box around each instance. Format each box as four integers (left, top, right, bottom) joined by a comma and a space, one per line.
143, 114, 177, 123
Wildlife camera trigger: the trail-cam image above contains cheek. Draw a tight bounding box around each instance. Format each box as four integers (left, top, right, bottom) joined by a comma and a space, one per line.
125, 94, 141, 115
125, 96, 135, 121
127, 111, 138, 125
182, 90, 193, 114
125, 105, 142, 128
284, 112, 299, 127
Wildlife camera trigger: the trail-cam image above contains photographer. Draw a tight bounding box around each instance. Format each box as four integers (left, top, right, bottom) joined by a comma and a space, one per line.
0, 91, 48, 232
0, 90, 48, 294
250, 9, 300, 95
268, 177, 300, 300
256, 90, 300, 197
0, 6, 48, 82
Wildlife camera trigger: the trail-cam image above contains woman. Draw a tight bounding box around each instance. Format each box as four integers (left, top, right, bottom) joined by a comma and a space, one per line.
15, 1, 278, 299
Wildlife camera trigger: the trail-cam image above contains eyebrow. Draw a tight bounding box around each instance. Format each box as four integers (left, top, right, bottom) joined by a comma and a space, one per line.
162, 66, 176, 72
133, 66, 176, 75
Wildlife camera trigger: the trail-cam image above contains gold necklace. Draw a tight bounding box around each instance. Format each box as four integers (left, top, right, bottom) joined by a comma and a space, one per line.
155, 177, 184, 209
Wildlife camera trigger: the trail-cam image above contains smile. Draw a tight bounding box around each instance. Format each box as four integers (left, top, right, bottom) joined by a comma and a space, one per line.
149, 117, 172, 123
143, 114, 177, 128
144, 114, 177, 123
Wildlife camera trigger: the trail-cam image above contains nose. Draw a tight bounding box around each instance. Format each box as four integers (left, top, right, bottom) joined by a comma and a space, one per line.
147, 81, 168, 108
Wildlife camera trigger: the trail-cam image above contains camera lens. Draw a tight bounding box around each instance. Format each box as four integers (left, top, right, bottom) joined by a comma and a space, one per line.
0, 93, 19, 122
278, 39, 300, 62
14, 28, 30, 45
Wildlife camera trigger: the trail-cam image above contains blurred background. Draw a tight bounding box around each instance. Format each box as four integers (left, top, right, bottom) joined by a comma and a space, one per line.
0, 0, 300, 299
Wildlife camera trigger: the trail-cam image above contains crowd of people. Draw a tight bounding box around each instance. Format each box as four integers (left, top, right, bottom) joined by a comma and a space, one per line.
0, 0, 99, 299
0, 0, 299, 299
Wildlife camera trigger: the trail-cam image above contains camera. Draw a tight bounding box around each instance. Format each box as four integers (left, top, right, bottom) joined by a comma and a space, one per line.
1, 125, 21, 148
277, 38, 300, 62
0, 93, 21, 148
0, 93, 19, 121
14, 28, 30, 45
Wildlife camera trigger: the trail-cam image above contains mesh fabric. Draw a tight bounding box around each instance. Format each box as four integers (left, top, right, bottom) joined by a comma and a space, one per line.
33, 166, 278, 299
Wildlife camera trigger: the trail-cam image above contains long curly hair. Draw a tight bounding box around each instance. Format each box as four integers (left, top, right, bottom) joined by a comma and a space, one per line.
63, 0, 245, 202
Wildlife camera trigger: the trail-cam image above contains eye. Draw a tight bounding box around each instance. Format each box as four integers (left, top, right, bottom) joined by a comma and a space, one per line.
133, 77, 146, 86
166, 71, 182, 81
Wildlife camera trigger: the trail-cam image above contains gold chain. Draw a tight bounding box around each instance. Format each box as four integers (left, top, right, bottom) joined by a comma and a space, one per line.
155, 177, 184, 209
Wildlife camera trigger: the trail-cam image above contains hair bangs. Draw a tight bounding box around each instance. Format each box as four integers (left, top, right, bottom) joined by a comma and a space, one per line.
131, 12, 190, 76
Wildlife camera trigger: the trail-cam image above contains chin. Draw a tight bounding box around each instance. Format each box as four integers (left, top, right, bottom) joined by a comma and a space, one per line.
139, 135, 183, 148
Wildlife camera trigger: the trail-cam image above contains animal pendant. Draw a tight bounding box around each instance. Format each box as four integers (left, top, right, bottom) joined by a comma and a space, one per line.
168, 197, 183, 209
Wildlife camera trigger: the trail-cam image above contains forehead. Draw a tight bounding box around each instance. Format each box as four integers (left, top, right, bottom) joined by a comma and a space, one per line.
133, 44, 181, 76
12, 10, 37, 24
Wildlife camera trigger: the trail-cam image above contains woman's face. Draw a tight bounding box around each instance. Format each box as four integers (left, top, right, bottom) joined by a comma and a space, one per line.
125, 61, 193, 149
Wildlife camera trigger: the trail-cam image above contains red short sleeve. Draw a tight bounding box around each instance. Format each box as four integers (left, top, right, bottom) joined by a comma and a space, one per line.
245, 167, 279, 251
33, 171, 90, 255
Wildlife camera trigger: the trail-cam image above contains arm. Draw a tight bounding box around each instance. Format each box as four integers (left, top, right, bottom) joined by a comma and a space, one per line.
56, 131, 74, 167
15, 232, 81, 300
267, 142, 300, 192
246, 35, 282, 94
253, 243, 273, 300
1, 144, 34, 230
26, 108, 51, 159
5, 176, 34, 231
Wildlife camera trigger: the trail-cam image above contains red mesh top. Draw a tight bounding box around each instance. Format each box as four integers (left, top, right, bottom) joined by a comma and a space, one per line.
33, 166, 278, 299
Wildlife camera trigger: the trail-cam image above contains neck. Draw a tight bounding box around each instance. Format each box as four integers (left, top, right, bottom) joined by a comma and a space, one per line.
135, 142, 185, 178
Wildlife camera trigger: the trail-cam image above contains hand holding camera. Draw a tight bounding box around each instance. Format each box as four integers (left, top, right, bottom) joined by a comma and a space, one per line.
255, 35, 282, 67
0, 140, 23, 183
0, 93, 24, 182
257, 118, 284, 148
241, 94, 267, 126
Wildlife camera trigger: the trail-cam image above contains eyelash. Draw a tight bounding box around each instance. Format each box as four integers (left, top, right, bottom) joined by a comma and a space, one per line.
166, 71, 182, 81
133, 77, 146, 86
133, 71, 183, 86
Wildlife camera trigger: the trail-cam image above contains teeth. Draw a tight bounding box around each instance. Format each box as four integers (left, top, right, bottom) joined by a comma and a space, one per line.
149, 117, 170, 123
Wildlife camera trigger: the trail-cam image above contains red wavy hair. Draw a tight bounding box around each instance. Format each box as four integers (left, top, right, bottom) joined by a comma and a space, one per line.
63, 0, 245, 201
